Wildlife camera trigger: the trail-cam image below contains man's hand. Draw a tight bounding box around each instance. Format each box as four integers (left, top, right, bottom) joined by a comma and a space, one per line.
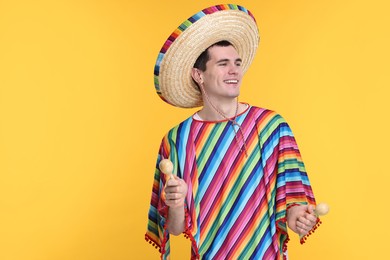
287, 204, 318, 236
164, 176, 188, 235
164, 176, 188, 208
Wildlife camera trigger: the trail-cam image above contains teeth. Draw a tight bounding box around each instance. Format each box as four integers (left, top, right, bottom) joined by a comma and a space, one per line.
225, 80, 238, 83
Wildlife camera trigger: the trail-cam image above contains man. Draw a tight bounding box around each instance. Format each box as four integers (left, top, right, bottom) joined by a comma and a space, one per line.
146, 4, 320, 260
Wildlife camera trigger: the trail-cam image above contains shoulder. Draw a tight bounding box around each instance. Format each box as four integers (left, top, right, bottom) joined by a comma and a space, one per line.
164, 115, 194, 139
249, 105, 286, 125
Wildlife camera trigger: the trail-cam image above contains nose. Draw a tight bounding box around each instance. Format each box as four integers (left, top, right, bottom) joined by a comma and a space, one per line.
228, 64, 239, 74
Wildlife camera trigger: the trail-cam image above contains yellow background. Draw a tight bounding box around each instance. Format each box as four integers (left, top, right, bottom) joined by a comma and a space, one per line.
0, 0, 389, 259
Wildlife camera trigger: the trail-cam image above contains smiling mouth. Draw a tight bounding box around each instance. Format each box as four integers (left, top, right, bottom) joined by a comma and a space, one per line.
224, 79, 239, 84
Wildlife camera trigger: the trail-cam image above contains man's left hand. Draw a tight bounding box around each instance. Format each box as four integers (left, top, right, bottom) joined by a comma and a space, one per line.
286, 204, 318, 236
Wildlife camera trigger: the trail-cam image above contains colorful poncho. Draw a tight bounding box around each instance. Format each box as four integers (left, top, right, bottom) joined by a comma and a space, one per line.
145, 105, 319, 259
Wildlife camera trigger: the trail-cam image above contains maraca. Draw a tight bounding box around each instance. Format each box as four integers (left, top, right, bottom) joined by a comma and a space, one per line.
159, 159, 174, 180
314, 202, 330, 216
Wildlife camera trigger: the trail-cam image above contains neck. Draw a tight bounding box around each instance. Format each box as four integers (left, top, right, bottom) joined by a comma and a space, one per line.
199, 98, 242, 121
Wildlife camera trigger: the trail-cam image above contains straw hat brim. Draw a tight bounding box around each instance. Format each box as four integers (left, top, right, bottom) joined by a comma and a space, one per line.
154, 5, 260, 108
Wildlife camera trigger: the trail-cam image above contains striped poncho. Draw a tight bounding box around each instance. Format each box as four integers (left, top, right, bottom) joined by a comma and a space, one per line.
145, 105, 319, 259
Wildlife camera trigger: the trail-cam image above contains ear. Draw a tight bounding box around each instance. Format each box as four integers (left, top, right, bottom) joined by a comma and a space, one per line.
191, 68, 203, 85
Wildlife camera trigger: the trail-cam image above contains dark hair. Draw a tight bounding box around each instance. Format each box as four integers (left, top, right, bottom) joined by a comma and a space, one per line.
193, 40, 233, 71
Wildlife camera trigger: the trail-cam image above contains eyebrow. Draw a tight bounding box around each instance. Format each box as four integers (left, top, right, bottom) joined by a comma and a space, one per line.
216, 58, 242, 64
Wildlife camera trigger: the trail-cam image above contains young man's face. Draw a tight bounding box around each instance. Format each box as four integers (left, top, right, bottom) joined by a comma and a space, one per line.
199, 45, 243, 102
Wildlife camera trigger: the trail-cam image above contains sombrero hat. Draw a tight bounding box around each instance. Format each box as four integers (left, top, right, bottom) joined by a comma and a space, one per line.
154, 4, 260, 108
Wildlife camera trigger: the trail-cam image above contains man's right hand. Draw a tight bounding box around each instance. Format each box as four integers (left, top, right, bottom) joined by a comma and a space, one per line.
164, 176, 188, 235
164, 176, 188, 208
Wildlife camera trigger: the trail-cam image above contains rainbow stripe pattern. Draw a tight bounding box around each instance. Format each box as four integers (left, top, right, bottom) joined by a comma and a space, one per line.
153, 4, 256, 103
145, 106, 317, 259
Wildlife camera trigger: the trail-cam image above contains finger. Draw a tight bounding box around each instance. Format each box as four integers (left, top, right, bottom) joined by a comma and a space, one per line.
297, 220, 312, 233
297, 217, 316, 233
303, 210, 317, 220
166, 184, 185, 194
165, 186, 177, 194
167, 192, 183, 200
166, 179, 180, 187
307, 204, 315, 214
306, 213, 318, 223
298, 227, 309, 236
298, 216, 308, 223
296, 220, 308, 230
165, 195, 184, 206
298, 216, 310, 226
303, 210, 318, 221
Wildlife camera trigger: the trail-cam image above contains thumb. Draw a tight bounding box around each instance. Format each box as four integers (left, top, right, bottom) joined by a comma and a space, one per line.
308, 204, 315, 214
